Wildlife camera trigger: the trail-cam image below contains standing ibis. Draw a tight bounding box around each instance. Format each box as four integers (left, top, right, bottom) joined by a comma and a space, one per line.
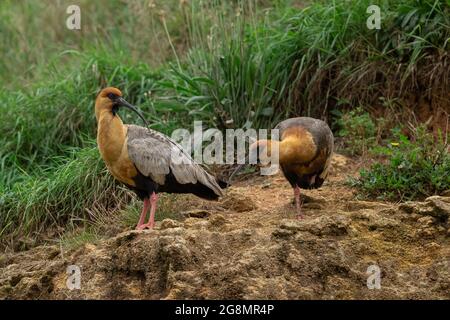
95, 87, 225, 230
236, 117, 334, 219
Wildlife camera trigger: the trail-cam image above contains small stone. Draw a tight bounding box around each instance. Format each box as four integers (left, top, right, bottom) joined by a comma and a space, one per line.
417, 216, 435, 227
423, 197, 450, 219
220, 190, 256, 212
346, 201, 384, 211
286, 250, 306, 269
367, 216, 400, 230
241, 229, 253, 237
415, 226, 436, 238
303, 203, 323, 210
160, 219, 181, 230
279, 220, 301, 231
185, 219, 208, 230
302, 194, 326, 204
208, 214, 228, 227
424, 242, 441, 250
261, 182, 271, 189
272, 228, 295, 239
379, 208, 397, 215
113, 230, 140, 246
181, 209, 211, 219
350, 211, 372, 221
399, 202, 416, 214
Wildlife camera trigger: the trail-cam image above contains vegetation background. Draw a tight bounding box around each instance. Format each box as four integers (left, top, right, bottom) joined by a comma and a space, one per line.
0, 0, 448, 250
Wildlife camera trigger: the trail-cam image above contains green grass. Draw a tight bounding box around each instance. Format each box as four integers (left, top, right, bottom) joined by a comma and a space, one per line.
351, 126, 450, 201
119, 195, 183, 228
162, 0, 449, 127
333, 107, 380, 156
59, 227, 102, 251
57, 194, 186, 250
0, 0, 193, 89
0, 50, 183, 186
0, 144, 130, 241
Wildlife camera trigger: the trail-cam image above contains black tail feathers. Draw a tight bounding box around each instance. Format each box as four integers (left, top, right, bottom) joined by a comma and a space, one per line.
217, 179, 230, 189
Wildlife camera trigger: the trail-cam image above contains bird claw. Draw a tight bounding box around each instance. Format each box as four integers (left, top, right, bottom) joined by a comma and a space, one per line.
136, 223, 154, 230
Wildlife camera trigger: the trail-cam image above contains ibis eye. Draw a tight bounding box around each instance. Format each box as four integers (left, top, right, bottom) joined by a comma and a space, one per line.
107, 93, 117, 100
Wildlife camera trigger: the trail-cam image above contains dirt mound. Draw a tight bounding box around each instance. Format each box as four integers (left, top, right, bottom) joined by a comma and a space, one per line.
1, 154, 449, 299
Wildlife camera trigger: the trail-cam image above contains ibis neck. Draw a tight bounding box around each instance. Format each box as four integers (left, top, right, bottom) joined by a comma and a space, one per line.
278, 135, 317, 165
268, 140, 297, 164
97, 110, 126, 164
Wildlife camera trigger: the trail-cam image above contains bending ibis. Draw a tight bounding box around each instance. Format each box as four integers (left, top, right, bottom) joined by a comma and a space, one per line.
235, 117, 334, 219
95, 87, 225, 230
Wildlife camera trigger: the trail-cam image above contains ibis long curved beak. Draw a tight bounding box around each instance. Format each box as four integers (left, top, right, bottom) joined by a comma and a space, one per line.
228, 143, 260, 182
228, 163, 245, 182
116, 97, 149, 128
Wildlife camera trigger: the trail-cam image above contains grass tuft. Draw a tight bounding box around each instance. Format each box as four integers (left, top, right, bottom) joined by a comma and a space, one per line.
0, 144, 132, 244
351, 125, 450, 201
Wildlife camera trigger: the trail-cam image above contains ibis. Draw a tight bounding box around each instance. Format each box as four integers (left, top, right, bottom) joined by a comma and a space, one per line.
95, 87, 225, 230
235, 117, 334, 219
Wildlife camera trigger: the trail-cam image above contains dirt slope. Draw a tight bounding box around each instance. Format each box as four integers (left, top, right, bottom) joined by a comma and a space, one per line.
1, 154, 449, 299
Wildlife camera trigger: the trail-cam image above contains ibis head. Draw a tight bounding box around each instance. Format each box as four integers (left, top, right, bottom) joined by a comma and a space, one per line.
95, 87, 149, 127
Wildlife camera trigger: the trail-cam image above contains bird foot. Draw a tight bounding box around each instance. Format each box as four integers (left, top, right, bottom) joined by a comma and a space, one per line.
296, 214, 304, 220
136, 222, 154, 230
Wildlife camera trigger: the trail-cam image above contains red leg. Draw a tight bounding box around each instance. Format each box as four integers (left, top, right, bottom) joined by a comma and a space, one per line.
140, 192, 158, 229
294, 185, 303, 219
136, 197, 150, 230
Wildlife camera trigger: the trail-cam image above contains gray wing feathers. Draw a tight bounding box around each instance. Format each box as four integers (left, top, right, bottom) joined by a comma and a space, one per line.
126, 135, 170, 184
275, 117, 334, 152
126, 125, 223, 196
320, 134, 334, 180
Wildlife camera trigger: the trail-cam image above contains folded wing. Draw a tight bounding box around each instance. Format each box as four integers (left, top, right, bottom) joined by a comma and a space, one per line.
126, 124, 223, 197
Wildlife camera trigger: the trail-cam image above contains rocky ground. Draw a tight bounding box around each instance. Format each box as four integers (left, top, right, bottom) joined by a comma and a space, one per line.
0, 154, 449, 299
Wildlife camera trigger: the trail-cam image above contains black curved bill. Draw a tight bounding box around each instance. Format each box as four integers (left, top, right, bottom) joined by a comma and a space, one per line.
228, 163, 245, 183
116, 97, 149, 128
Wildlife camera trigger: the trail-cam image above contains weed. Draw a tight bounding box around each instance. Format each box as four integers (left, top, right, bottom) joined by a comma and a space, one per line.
351, 125, 450, 201
334, 107, 378, 156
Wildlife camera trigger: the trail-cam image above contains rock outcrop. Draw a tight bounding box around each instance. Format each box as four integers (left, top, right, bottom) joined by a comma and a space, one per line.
1, 155, 448, 300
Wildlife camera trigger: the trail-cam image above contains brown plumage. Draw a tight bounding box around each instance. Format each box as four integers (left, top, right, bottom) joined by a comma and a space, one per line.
95, 87, 225, 229
251, 117, 334, 218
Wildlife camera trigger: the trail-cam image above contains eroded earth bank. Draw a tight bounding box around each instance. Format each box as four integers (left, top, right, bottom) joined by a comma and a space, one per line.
1, 155, 449, 299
